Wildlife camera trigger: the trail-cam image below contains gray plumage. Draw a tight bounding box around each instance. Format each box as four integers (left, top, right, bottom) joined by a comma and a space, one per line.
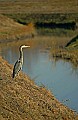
12, 45, 30, 78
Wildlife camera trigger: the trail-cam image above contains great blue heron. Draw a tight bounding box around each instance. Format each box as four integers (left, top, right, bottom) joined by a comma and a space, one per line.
12, 45, 30, 78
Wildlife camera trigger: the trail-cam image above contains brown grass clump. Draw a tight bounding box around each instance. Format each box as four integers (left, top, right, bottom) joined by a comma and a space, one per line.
50, 35, 78, 66
0, 56, 78, 120
51, 48, 78, 66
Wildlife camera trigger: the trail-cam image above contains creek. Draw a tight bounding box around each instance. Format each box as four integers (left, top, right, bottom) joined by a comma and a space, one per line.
0, 36, 78, 112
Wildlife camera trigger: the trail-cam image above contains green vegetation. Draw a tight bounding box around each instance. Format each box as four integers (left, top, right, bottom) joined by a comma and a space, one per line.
3, 13, 78, 24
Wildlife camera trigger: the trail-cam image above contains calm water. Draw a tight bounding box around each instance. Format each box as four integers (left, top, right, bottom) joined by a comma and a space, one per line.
1, 43, 78, 112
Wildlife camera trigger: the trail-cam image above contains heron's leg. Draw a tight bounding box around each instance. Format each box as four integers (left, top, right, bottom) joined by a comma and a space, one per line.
17, 72, 20, 77
17, 71, 21, 79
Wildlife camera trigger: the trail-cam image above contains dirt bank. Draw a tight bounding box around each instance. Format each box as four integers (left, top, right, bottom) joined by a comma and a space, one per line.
0, 14, 36, 44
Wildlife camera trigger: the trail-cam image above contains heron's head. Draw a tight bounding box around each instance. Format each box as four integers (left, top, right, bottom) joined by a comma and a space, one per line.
20, 45, 30, 50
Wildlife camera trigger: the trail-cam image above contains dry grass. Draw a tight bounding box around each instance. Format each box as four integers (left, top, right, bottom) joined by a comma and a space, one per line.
47, 35, 78, 66
0, 0, 78, 14
51, 48, 78, 66
0, 14, 36, 42
0, 56, 78, 120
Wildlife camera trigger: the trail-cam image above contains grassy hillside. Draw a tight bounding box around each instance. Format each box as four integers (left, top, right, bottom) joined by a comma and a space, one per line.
0, 14, 35, 43
0, 56, 78, 120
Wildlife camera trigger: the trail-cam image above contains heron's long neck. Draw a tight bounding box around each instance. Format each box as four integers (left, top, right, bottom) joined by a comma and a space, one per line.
19, 49, 23, 63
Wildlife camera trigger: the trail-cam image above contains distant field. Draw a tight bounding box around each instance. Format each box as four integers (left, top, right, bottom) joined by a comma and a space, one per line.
0, 0, 78, 28
0, 0, 78, 39
0, 0, 78, 25
0, 0, 78, 14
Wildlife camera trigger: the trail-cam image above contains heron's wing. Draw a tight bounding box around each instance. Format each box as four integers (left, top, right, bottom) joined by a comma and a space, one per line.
13, 60, 22, 78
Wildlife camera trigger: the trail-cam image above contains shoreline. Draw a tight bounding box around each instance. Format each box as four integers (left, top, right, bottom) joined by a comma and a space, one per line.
0, 56, 78, 119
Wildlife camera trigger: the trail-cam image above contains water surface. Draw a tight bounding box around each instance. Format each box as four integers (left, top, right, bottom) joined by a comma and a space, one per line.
1, 42, 78, 112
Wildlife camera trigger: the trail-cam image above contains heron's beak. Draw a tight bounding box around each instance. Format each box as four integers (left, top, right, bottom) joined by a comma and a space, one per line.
25, 46, 30, 48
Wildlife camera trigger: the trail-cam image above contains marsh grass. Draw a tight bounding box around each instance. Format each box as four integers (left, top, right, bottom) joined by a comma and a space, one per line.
49, 35, 78, 66
37, 28, 78, 37
50, 48, 78, 66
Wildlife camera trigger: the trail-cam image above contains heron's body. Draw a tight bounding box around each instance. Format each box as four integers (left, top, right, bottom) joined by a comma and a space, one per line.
12, 45, 30, 78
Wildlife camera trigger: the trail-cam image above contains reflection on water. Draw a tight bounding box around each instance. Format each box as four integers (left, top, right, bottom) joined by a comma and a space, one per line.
0, 44, 78, 112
